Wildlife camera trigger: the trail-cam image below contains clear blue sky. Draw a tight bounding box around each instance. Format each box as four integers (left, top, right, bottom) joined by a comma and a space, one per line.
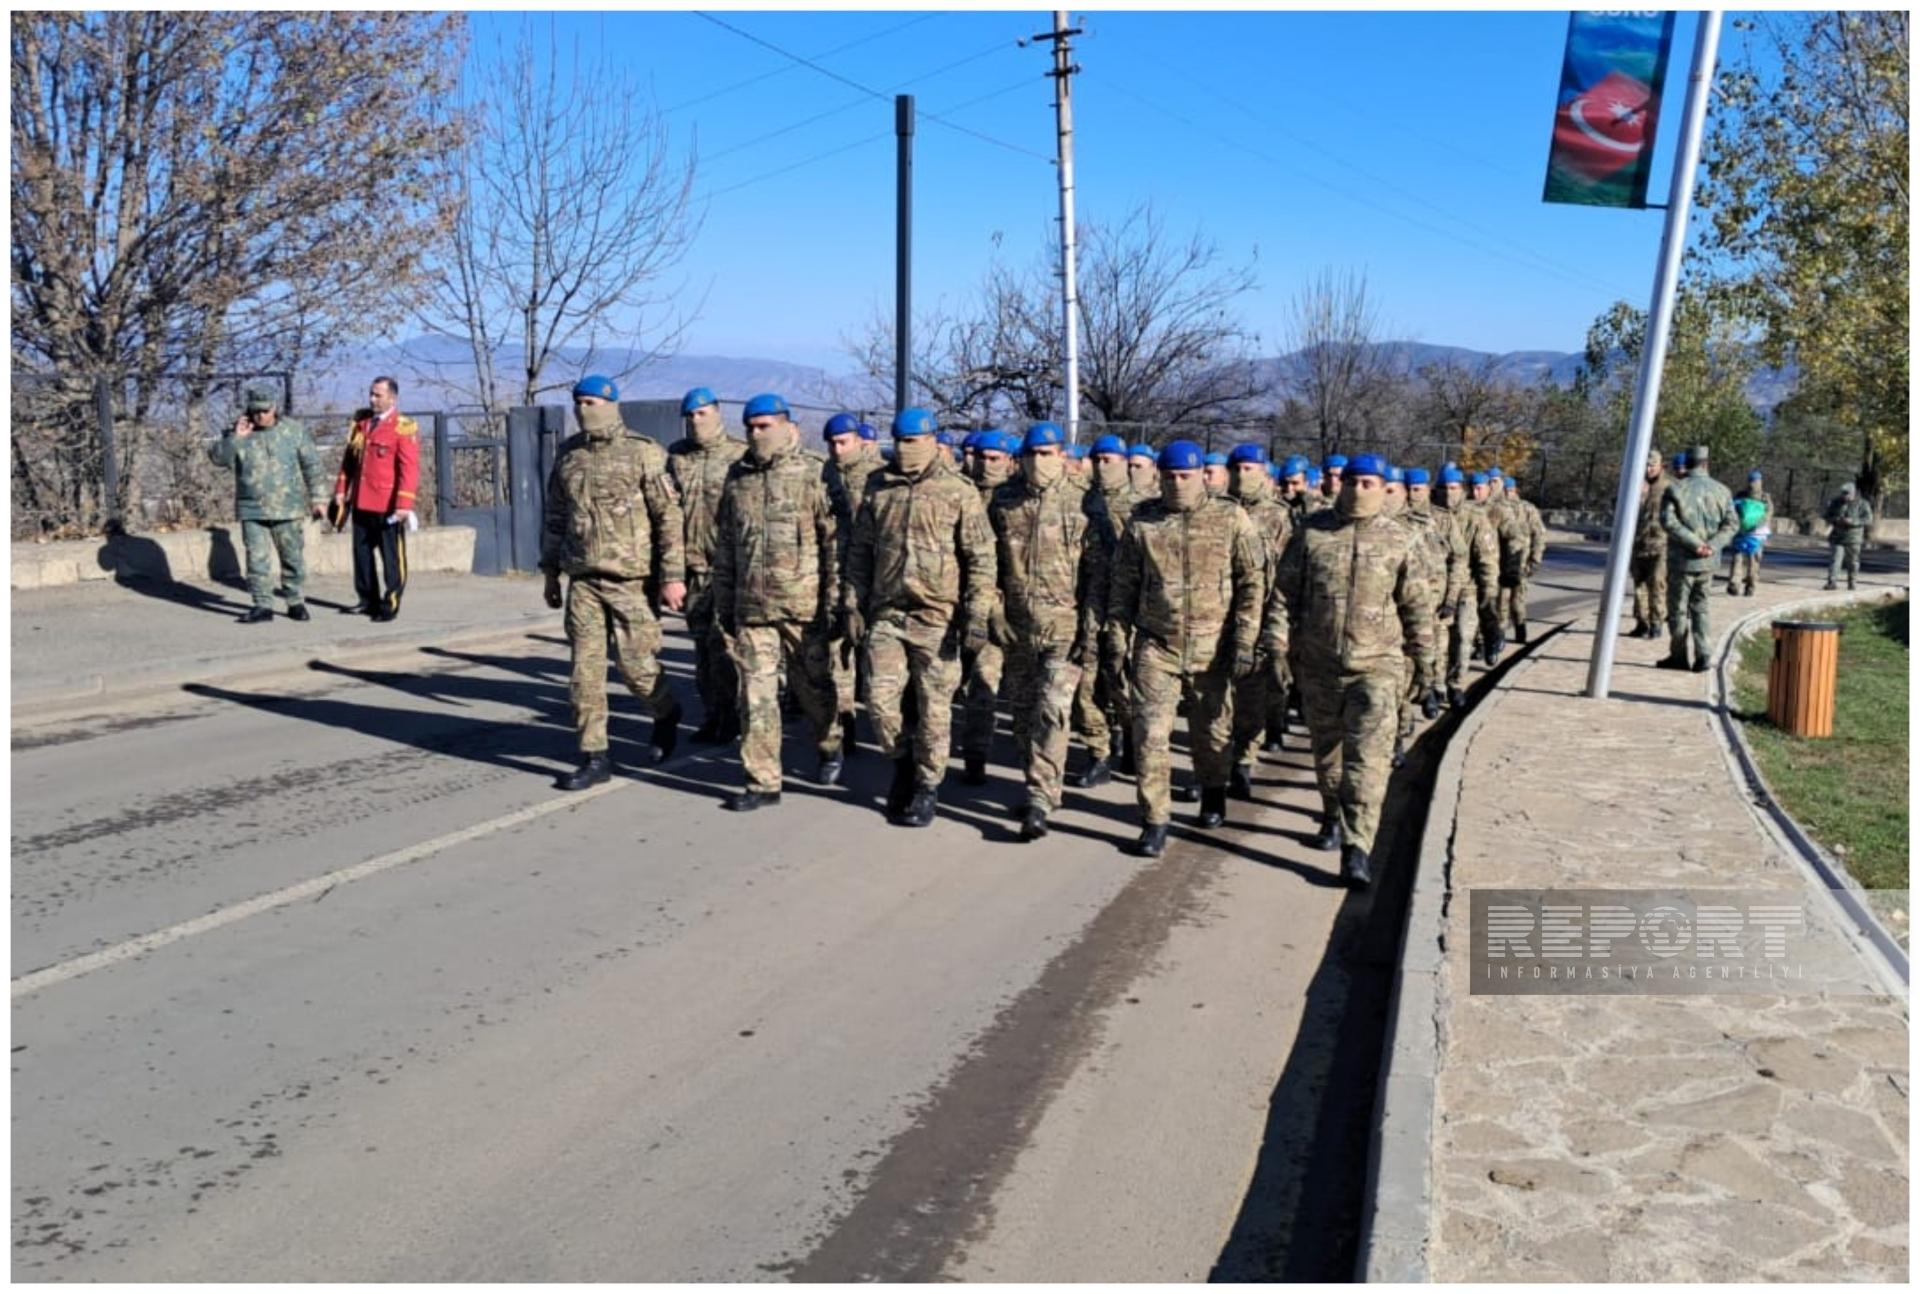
466, 9, 1730, 372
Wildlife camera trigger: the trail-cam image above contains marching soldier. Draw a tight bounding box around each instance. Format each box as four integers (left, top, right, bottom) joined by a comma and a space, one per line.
1127, 442, 1159, 495
710, 394, 841, 811
1629, 448, 1672, 638
330, 376, 419, 621
1224, 443, 1292, 795
1203, 451, 1230, 497
1401, 467, 1456, 725
540, 375, 687, 790
1433, 467, 1499, 708
1657, 444, 1738, 672
1321, 454, 1347, 500
668, 386, 749, 743
841, 408, 996, 827
1262, 454, 1434, 888
1823, 481, 1873, 590
988, 424, 1110, 839
1498, 474, 1547, 642
1471, 472, 1527, 665
823, 414, 883, 747
210, 385, 327, 624
1105, 440, 1264, 858
1070, 433, 1141, 786
961, 430, 1017, 782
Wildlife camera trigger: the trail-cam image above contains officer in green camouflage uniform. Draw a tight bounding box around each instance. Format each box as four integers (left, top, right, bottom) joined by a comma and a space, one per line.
960, 431, 1018, 782
1727, 469, 1773, 596
209, 386, 327, 623
1657, 444, 1738, 672
1105, 440, 1264, 858
1224, 443, 1292, 796
1630, 449, 1672, 638
667, 387, 749, 743
1823, 482, 1873, 590
1499, 474, 1547, 641
988, 423, 1110, 839
710, 394, 840, 811
1432, 468, 1500, 707
1070, 434, 1141, 787
540, 375, 687, 789
841, 408, 996, 827
823, 415, 884, 744
1262, 454, 1434, 888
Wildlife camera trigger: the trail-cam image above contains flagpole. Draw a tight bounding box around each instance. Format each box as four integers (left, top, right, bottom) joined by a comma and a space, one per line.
1584, 10, 1723, 701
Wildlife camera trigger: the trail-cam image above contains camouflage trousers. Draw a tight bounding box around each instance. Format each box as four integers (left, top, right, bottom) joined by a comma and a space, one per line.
1072, 631, 1131, 760
1445, 594, 1498, 687
1297, 662, 1401, 854
1497, 573, 1530, 637
1003, 628, 1084, 812
827, 627, 864, 718
866, 607, 964, 790
565, 575, 677, 754
1630, 552, 1667, 627
732, 619, 839, 794
1665, 558, 1714, 659
683, 569, 738, 725
1728, 547, 1764, 593
961, 640, 1005, 758
241, 518, 307, 608
1130, 638, 1234, 826
1230, 672, 1270, 771
1827, 536, 1864, 584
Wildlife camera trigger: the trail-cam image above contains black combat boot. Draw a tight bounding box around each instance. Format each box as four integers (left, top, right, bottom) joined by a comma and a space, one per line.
1133, 822, 1169, 858
1229, 765, 1254, 800
559, 751, 611, 791
1071, 755, 1112, 789
1691, 655, 1711, 673
1655, 646, 1692, 671
1262, 721, 1286, 755
962, 753, 989, 786
1341, 843, 1373, 889
886, 756, 916, 819
1197, 787, 1227, 830
1115, 729, 1138, 777
238, 607, 273, 624
1650, 622, 1665, 640
840, 713, 858, 757
902, 785, 939, 828
1391, 734, 1406, 770
1482, 632, 1505, 666
725, 789, 781, 812
1422, 688, 1444, 721
1311, 809, 1344, 853
1447, 686, 1466, 711
1019, 805, 1049, 842
1172, 779, 1200, 803
1629, 620, 1647, 639
649, 704, 681, 763
285, 603, 311, 622
1514, 623, 1528, 646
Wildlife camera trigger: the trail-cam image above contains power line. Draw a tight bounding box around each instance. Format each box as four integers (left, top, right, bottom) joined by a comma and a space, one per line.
693, 11, 1051, 164
664, 12, 943, 115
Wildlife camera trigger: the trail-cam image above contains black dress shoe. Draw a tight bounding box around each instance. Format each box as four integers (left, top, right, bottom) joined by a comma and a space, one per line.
1655, 651, 1692, 671
725, 789, 781, 812
285, 603, 311, 622
1133, 823, 1169, 857
649, 706, 681, 763
817, 750, 845, 786
1197, 787, 1227, 830
962, 754, 988, 786
342, 602, 372, 615
886, 757, 916, 819
1229, 766, 1254, 800
1070, 756, 1111, 789
1311, 813, 1344, 853
559, 752, 611, 791
370, 606, 397, 623
1341, 844, 1373, 889
1019, 806, 1049, 841
902, 787, 939, 828
1171, 783, 1200, 803
238, 607, 273, 624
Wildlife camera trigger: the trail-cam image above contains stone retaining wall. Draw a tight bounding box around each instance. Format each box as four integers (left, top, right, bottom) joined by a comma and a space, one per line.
12, 524, 478, 589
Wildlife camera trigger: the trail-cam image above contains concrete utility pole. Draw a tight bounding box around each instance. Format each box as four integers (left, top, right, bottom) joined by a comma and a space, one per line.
1585, 11, 1724, 700
1039, 12, 1082, 443
895, 94, 914, 416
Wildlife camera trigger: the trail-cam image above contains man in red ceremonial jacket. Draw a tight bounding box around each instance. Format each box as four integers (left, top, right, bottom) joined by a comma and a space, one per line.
332, 375, 419, 621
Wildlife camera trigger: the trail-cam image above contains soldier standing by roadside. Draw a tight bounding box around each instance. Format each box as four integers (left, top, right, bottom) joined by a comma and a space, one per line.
823, 415, 883, 749
330, 376, 419, 621
1657, 444, 1738, 672
1104, 440, 1264, 858
540, 375, 687, 790
989, 424, 1110, 839
1823, 481, 1874, 590
1433, 467, 1500, 707
210, 386, 327, 624
1629, 448, 1672, 639
841, 408, 995, 827
1263, 454, 1433, 888
710, 394, 841, 811
1070, 433, 1141, 787
1727, 468, 1773, 596
1224, 443, 1292, 795
668, 387, 749, 744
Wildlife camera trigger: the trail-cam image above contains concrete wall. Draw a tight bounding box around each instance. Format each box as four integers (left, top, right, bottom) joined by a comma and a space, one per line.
12, 524, 478, 590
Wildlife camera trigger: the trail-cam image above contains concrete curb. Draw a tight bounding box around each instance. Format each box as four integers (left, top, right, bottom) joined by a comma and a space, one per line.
1711, 585, 1910, 993
1353, 625, 1567, 1283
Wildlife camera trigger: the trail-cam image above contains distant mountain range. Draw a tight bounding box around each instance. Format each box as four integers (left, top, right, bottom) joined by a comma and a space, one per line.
292, 336, 1794, 419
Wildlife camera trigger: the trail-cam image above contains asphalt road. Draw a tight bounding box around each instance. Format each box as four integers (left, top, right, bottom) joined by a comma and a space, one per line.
20, 540, 1868, 1281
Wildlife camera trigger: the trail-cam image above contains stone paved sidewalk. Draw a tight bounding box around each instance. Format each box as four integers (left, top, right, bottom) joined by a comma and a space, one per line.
1428, 567, 1910, 1281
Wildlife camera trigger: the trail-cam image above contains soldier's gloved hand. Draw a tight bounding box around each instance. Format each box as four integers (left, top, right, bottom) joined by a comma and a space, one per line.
963, 620, 991, 655
543, 574, 563, 610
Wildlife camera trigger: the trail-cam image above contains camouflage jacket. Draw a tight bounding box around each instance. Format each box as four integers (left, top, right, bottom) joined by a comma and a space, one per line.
667, 434, 749, 575
1661, 470, 1739, 571
1106, 495, 1264, 671
844, 455, 995, 626
1238, 489, 1294, 579
1482, 498, 1533, 581
540, 426, 686, 583
208, 418, 326, 521
1824, 495, 1874, 537
1634, 471, 1674, 557
711, 445, 837, 627
1397, 504, 1452, 609
1288, 492, 1331, 525
1516, 498, 1547, 565
989, 475, 1109, 647
1085, 480, 1142, 550
1436, 499, 1499, 607
1262, 509, 1434, 678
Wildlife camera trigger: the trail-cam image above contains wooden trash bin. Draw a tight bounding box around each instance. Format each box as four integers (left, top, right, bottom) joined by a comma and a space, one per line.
1767, 620, 1842, 737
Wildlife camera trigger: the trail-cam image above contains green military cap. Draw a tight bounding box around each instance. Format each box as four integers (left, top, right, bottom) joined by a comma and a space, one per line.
244, 386, 278, 413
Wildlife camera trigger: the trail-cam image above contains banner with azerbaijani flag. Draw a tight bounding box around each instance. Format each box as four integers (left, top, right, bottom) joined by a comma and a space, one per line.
1543, 11, 1677, 208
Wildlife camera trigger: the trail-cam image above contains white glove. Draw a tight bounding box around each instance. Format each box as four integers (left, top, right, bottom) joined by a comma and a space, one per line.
386, 510, 418, 533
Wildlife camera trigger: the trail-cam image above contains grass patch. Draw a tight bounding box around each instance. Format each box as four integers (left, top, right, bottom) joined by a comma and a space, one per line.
1733, 598, 1909, 890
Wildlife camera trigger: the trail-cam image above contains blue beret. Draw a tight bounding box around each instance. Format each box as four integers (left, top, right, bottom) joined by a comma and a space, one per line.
1385, 465, 1405, 484
1405, 467, 1431, 486
1008, 434, 1028, 455
1469, 471, 1489, 486
1267, 463, 1281, 480
1025, 422, 1065, 449
1203, 451, 1229, 466
985, 431, 1016, 455
893, 407, 937, 438
1127, 442, 1157, 460
857, 422, 878, 441
1749, 469, 1764, 480
1305, 467, 1322, 487
1227, 443, 1268, 466
1325, 455, 1349, 470
961, 431, 983, 451
1439, 466, 1465, 485
1281, 455, 1311, 477
1671, 453, 1688, 470
573, 374, 620, 402
1092, 433, 1128, 457
1441, 460, 1459, 473
679, 386, 716, 415
743, 392, 789, 419
1349, 453, 1388, 479
1159, 439, 1205, 471
1066, 443, 1089, 460
824, 412, 861, 438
